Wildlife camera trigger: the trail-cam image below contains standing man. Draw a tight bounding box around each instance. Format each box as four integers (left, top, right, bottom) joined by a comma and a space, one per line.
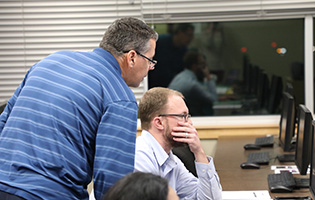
148, 23, 194, 88
135, 87, 222, 200
0, 17, 158, 200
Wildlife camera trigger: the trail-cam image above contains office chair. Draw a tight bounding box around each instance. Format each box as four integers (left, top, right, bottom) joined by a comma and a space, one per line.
172, 145, 197, 177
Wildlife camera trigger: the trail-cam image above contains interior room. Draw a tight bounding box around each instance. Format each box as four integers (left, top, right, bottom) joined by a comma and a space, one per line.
0, 0, 315, 199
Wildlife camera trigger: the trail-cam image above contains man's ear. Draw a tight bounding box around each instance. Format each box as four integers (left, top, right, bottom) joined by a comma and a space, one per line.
153, 116, 165, 131
125, 50, 137, 68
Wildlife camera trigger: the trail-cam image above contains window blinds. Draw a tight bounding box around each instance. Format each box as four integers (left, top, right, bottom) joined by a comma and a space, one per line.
0, 0, 143, 103
0, 0, 314, 103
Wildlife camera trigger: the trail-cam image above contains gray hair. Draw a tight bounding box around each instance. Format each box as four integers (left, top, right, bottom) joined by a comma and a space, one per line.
99, 17, 158, 57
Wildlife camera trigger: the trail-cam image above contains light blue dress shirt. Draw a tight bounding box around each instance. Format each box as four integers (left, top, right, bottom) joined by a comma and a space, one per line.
168, 69, 218, 116
135, 130, 222, 200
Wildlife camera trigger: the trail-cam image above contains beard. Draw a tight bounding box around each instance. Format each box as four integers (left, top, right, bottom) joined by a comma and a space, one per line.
164, 121, 187, 148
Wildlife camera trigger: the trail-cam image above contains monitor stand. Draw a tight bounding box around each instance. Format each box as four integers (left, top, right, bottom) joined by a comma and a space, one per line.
277, 154, 295, 162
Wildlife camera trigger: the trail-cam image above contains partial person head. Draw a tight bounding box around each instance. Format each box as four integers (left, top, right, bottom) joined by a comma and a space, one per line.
101, 172, 179, 200
183, 50, 207, 82
172, 23, 194, 47
139, 87, 191, 148
99, 17, 159, 87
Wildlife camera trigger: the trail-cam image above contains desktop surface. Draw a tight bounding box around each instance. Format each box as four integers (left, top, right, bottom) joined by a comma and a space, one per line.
214, 135, 310, 198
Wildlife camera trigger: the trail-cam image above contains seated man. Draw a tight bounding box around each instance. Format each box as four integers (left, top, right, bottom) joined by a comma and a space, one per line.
135, 87, 222, 200
168, 50, 218, 116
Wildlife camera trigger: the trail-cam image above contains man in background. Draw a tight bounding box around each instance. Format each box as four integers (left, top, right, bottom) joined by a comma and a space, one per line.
169, 50, 218, 116
135, 87, 222, 200
0, 17, 158, 200
149, 23, 194, 88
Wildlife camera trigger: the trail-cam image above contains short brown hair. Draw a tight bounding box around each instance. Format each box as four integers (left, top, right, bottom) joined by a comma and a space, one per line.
139, 87, 184, 130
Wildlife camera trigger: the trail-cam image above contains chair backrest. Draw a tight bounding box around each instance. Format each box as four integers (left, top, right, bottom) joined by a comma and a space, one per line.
172, 145, 197, 177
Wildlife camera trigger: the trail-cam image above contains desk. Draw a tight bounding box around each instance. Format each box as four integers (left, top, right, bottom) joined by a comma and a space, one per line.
213, 100, 242, 116
214, 135, 311, 198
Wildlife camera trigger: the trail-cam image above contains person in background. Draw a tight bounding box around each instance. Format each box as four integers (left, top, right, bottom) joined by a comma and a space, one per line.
168, 50, 218, 116
148, 23, 194, 88
101, 172, 179, 200
0, 17, 158, 200
135, 87, 222, 200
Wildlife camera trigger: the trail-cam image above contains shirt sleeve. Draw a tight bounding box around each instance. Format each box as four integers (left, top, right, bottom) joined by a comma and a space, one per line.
92, 101, 138, 200
176, 156, 222, 200
204, 79, 218, 102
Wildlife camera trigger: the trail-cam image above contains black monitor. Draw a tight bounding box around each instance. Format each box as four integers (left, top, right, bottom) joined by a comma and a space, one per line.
295, 104, 313, 175
242, 55, 250, 89
285, 82, 294, 97
267, 75, 283, 114
249, 65, 260, 95
309, 120, 315, 198
257, 72, 269, 109
279, 92, 296, 152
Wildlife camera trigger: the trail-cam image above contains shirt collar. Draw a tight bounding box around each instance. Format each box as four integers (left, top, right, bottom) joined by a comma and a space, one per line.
93, 48, 121, 74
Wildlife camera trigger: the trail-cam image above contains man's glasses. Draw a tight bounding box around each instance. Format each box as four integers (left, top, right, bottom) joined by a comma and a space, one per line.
158, 114, 191, 122
123, 50, 157, 69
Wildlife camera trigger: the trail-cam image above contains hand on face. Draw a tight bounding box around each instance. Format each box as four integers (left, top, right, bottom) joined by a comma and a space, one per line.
171, 121, 209, 163
170, 121, 201, 154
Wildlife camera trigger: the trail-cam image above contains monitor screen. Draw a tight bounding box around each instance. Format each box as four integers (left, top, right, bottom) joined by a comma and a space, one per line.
295, 104, 313, 175
279, 92, 296, 152
309, 120, 315, 198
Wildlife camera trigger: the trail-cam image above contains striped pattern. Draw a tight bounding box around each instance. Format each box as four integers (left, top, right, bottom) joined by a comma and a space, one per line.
0, 48, 138, 200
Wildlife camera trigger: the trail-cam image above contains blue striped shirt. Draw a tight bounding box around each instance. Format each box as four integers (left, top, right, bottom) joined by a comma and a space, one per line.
0, 48, 138, 200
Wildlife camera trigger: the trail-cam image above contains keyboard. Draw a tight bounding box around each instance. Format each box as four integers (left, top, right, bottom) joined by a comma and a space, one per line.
247, 152, 270, 164
268, 171, 296, 192
295, 177, 309, 188
255, 135, 274, 147
277, 154, 295, 162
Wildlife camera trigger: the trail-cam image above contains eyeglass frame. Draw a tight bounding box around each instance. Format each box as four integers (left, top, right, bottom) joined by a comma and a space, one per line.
123, 50, 157, 69
158, 114, 191, 122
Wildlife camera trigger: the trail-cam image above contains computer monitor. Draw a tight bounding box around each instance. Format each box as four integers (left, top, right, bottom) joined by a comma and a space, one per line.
249, 65, 260, 95
257, 72, 269, 109
295, 104, 313, 175
267, 75, 283, 114
242, 55, 250, 89
279, 92, 296, 152
309, 120, 315, 198
285, 82, 294, 97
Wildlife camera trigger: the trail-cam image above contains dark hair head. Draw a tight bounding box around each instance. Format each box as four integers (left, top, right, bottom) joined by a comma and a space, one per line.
183, 50, 201, 70
99, 17, 158, 57
174, 23, 194, 34
102, 172, 169, 200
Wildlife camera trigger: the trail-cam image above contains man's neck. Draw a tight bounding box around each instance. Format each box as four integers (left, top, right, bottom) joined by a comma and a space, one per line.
149, 130, 172, 154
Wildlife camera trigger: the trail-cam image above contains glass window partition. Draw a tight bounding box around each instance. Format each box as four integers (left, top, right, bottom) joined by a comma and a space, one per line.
149, 19, 304, 117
